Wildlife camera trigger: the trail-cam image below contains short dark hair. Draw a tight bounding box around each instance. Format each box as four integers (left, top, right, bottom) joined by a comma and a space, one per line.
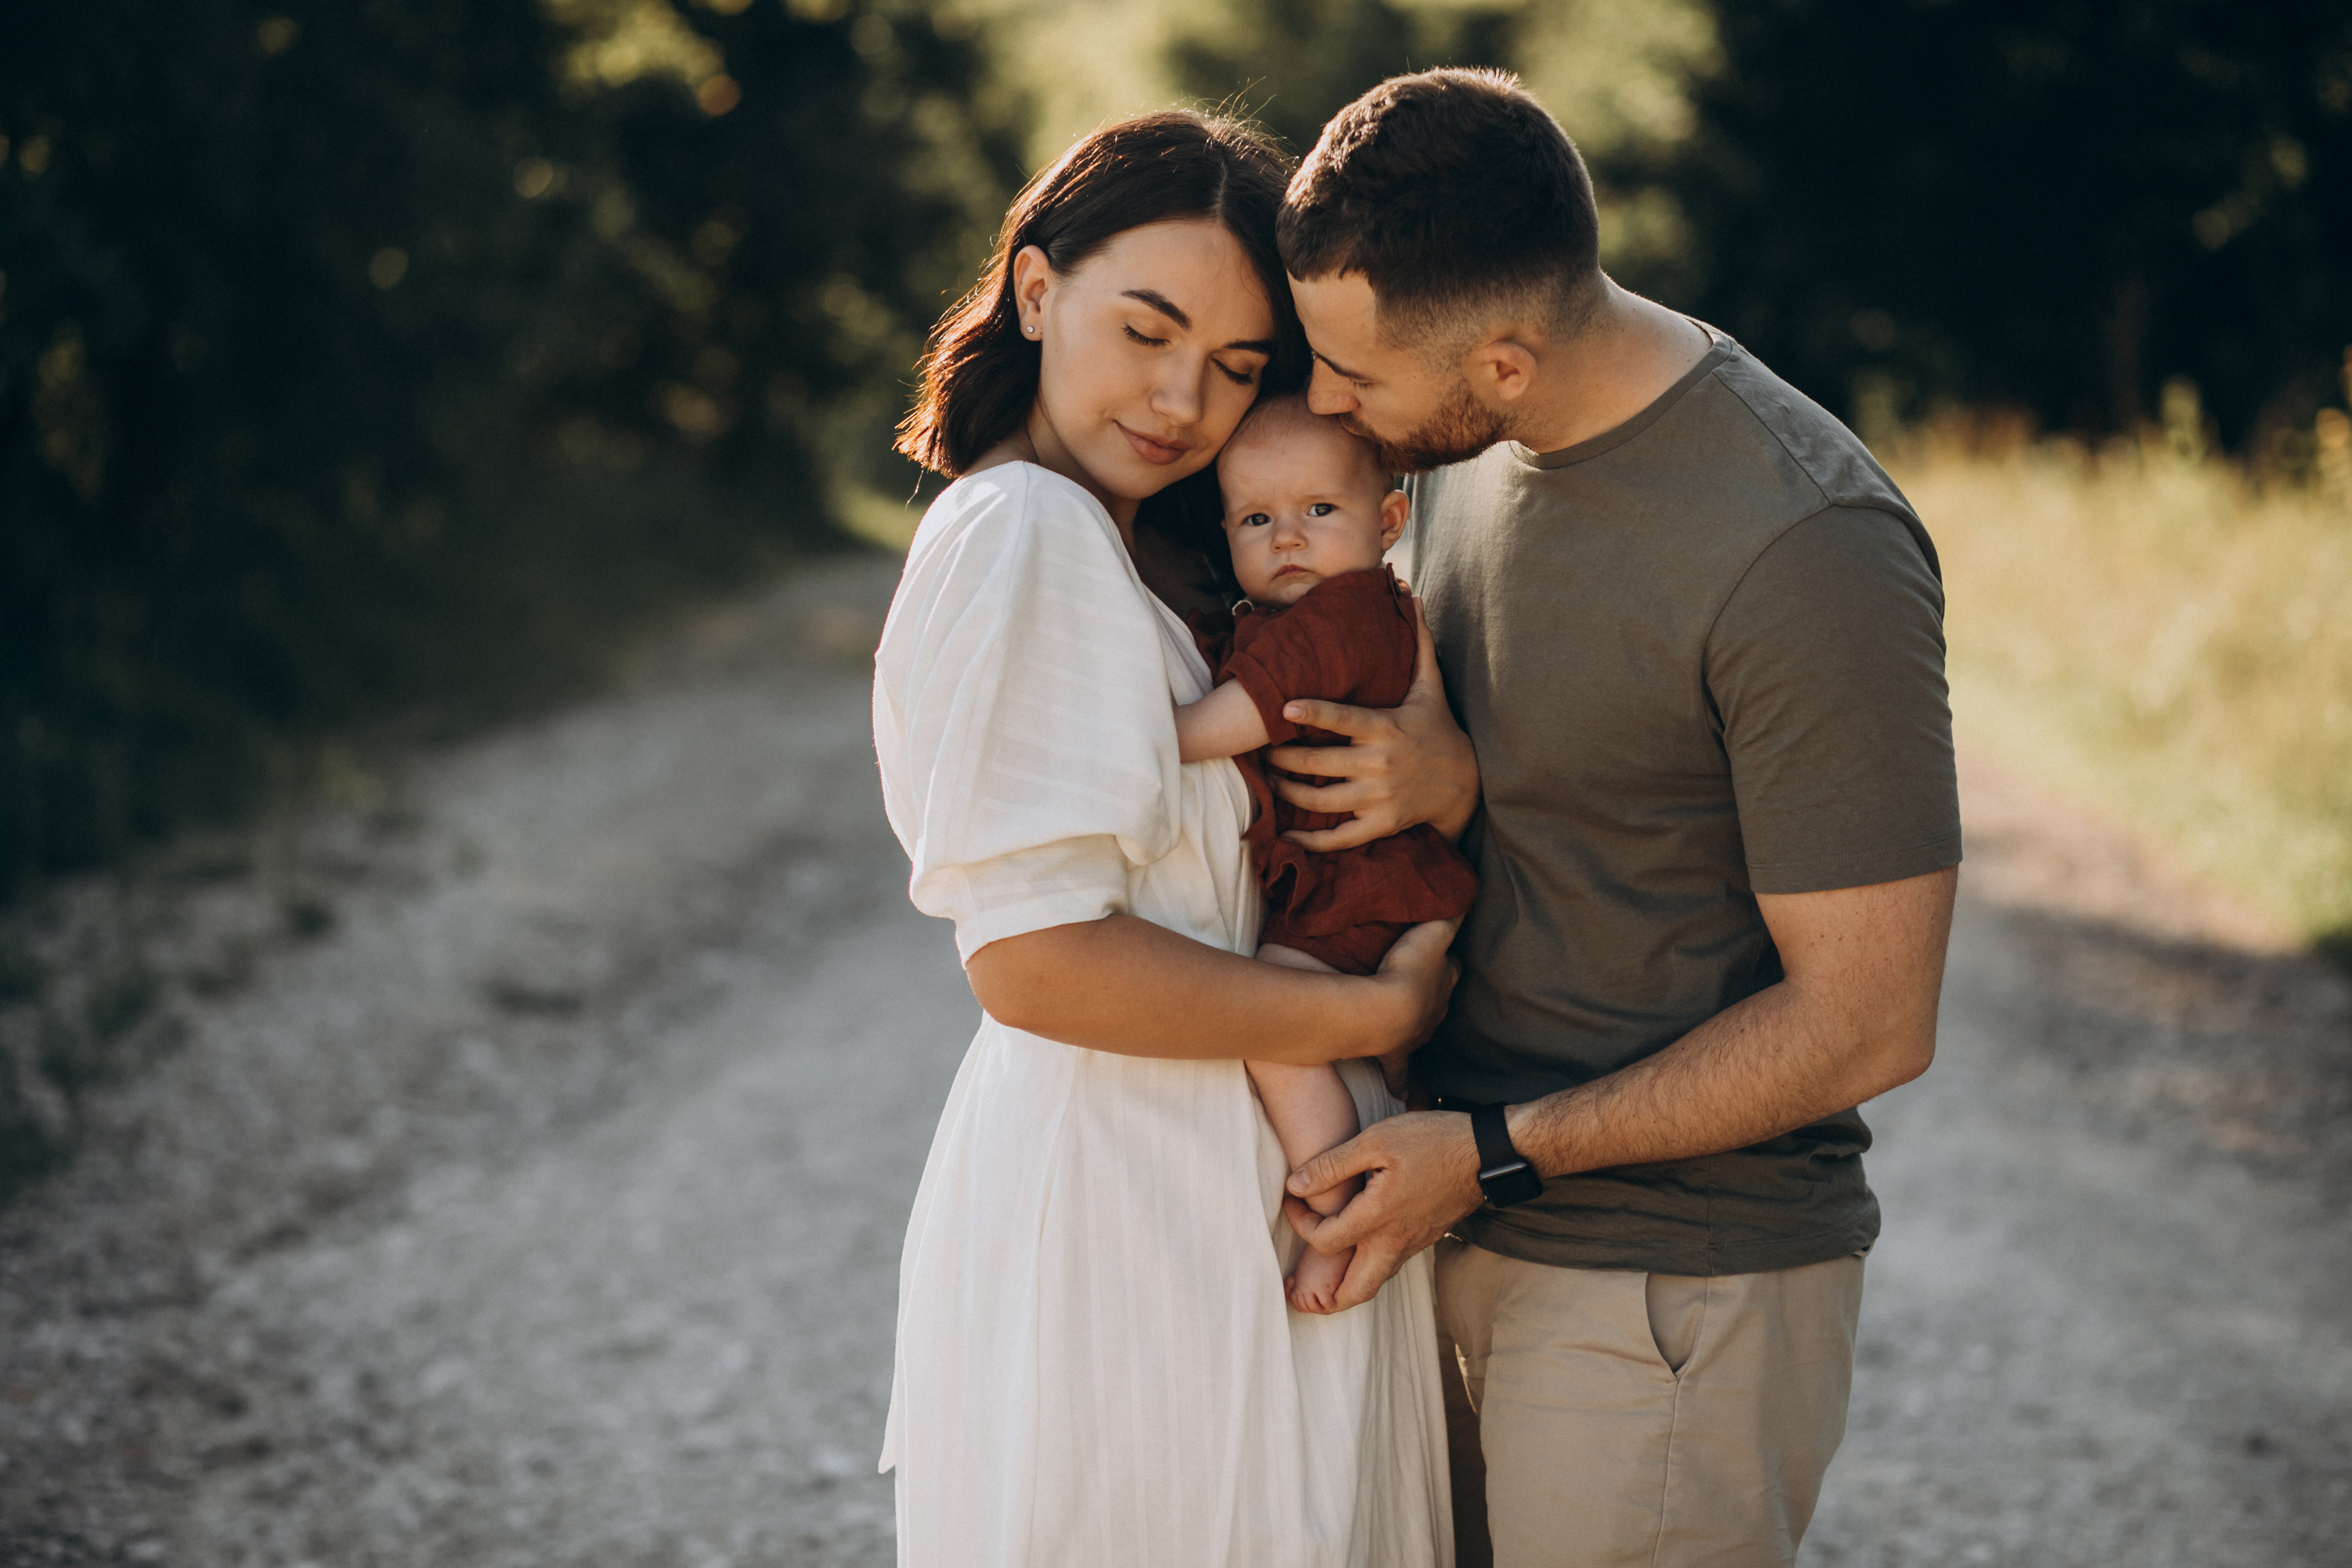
897, 111, 1305, 477
1278, 68, 1601, 346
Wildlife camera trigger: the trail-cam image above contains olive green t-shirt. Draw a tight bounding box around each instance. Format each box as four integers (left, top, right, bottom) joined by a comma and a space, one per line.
1406, 327, 1961, 1277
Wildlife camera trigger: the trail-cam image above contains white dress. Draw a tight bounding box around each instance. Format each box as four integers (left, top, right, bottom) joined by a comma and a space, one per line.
871, 462, 1453, 1567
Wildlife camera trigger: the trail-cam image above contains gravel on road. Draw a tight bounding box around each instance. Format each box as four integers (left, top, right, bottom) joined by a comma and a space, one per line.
1, 556, 2346, 1567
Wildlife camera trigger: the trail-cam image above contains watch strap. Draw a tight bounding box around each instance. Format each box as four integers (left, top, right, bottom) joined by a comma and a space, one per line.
1468, 1102, 1517, 1175
1468, 1102, 1544, 1209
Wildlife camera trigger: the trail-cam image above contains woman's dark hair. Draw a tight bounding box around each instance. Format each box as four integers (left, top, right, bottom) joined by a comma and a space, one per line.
896, 110, 1306, 480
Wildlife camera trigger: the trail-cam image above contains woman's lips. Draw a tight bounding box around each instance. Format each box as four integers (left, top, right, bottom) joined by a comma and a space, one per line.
1117, 422, 1190, 466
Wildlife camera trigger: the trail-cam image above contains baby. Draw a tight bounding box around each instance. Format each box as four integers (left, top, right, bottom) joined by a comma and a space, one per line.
1175, 394, 1480, 1314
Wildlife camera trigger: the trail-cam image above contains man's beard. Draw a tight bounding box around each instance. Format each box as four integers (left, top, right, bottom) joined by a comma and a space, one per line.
1339, 380, 1512, 474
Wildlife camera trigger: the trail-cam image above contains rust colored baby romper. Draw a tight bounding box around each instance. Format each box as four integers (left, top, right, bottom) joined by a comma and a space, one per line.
1194, 565, 1479, 975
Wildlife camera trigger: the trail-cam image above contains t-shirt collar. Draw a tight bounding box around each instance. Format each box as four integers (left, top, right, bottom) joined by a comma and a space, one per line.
1508, 319, 1737, 471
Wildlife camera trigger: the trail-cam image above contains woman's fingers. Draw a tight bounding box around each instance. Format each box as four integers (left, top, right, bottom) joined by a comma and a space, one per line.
1379, 917, 1460, 973
1376, 919, 1462, 1046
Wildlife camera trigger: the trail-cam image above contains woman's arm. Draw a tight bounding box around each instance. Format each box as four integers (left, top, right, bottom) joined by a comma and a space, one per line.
1264, 600, 1479, 847
1174, 679, 1272, 763
964, 913, 1458, 1066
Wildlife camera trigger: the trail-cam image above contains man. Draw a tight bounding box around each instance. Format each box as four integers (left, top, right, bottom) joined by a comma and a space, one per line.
1264, 69, 1962, 1567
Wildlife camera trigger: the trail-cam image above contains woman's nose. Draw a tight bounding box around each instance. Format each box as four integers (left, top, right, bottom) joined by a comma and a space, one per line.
1150, 357, 1207, 424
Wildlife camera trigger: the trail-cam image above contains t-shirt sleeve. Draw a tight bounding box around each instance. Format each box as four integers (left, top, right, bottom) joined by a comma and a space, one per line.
1708, 505, 1962, 894
880, 473, 1185, 961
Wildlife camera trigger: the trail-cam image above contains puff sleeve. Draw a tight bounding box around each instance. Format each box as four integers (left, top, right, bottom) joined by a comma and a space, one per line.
872, 467, 1187, 961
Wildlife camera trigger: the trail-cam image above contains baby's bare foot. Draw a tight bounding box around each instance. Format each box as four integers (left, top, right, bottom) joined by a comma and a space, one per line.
1287, 1244, 1355, 1314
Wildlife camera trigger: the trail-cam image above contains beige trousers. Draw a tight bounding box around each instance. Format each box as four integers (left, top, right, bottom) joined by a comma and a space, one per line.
1435, 1239, 1866, 1568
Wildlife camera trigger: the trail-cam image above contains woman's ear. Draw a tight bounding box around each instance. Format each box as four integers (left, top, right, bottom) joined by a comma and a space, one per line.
1010, 244, 1053, 339
1379, 486, 1410, 551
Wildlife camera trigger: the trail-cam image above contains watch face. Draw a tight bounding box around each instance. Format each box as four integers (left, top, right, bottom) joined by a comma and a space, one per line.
1480, 1160, 1544, 1209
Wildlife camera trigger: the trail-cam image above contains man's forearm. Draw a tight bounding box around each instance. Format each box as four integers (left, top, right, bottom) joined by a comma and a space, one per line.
1284, 870, 1955, 1312
1502, 897, 1946, 1177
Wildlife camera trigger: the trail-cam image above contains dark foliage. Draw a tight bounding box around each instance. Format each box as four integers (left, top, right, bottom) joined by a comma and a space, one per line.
1626, 0, 2352, 448
0, 0, 1016, 894
1167, 0, 1518, 160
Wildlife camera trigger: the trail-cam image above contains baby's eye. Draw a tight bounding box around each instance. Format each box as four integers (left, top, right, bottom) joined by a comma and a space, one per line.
1306, 502, 1336, 517
1240, 512, 1271, 527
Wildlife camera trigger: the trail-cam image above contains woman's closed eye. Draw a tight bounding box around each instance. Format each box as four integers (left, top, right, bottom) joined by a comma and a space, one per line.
1123, 324, 1255, 386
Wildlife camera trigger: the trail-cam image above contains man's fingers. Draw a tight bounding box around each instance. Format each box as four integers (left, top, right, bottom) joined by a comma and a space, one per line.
1332, 1243, 1405, 1311
1267, 767, 1376, 808
1280, 696, 1380, 738
1288, 1132, 1385, 1201
1281, 1195, 1343, 1252
1405, 595, 1443, 699
1281, 821, 1383, 853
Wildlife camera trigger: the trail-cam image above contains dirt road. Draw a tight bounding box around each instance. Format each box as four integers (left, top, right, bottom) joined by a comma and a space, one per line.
2, 555, 2346, 1567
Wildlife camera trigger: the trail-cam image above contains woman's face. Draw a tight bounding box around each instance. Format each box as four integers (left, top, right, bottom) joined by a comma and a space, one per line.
1011, 220, 1277, 520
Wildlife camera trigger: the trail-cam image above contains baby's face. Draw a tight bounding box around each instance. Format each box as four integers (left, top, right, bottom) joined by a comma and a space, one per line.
1217, 421, 1406, 607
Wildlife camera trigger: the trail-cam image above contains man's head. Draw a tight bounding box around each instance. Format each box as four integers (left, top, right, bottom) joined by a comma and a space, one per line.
1216, 393, 1408, 607
1278, 68, 1601, 470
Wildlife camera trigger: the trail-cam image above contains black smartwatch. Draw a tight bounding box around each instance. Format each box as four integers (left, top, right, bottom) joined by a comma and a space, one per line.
1468, 1102, 1543, 1209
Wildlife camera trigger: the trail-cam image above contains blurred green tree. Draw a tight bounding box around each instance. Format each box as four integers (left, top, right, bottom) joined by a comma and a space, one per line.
1164, 0, 1517, 157
0, 0, 1017, 892
1626, 0, 2352, 450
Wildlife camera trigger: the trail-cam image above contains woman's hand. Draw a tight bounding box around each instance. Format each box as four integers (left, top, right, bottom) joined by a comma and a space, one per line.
1367, 917, 1461, 1059
1267, 598, 1479, 848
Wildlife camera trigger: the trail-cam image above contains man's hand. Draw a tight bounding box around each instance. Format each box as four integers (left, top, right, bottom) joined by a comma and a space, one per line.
1269, 598, 1478, 849
1279, 1110, 1484, 1314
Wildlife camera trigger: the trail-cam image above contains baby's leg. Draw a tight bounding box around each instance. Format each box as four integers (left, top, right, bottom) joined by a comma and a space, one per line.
1249, 942, 1363, 1314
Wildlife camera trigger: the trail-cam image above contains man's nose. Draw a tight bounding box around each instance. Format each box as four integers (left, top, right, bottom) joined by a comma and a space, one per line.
1306, 361, 1356, 416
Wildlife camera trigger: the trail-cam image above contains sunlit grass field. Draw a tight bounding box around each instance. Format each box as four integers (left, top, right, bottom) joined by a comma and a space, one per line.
1892, 414, 2352, 955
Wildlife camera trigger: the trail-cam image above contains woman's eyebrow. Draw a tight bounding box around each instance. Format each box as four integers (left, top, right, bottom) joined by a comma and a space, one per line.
1121, 289, 1275, 355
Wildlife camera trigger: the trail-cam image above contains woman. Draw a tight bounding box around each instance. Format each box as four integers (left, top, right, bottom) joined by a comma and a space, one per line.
872, 113, 1461, 1565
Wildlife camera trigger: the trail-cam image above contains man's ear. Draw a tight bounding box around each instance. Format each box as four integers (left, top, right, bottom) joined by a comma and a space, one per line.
1378, 486, 1410, 551
1464, 336, 1539, 407
1010, 244, 1053, 336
